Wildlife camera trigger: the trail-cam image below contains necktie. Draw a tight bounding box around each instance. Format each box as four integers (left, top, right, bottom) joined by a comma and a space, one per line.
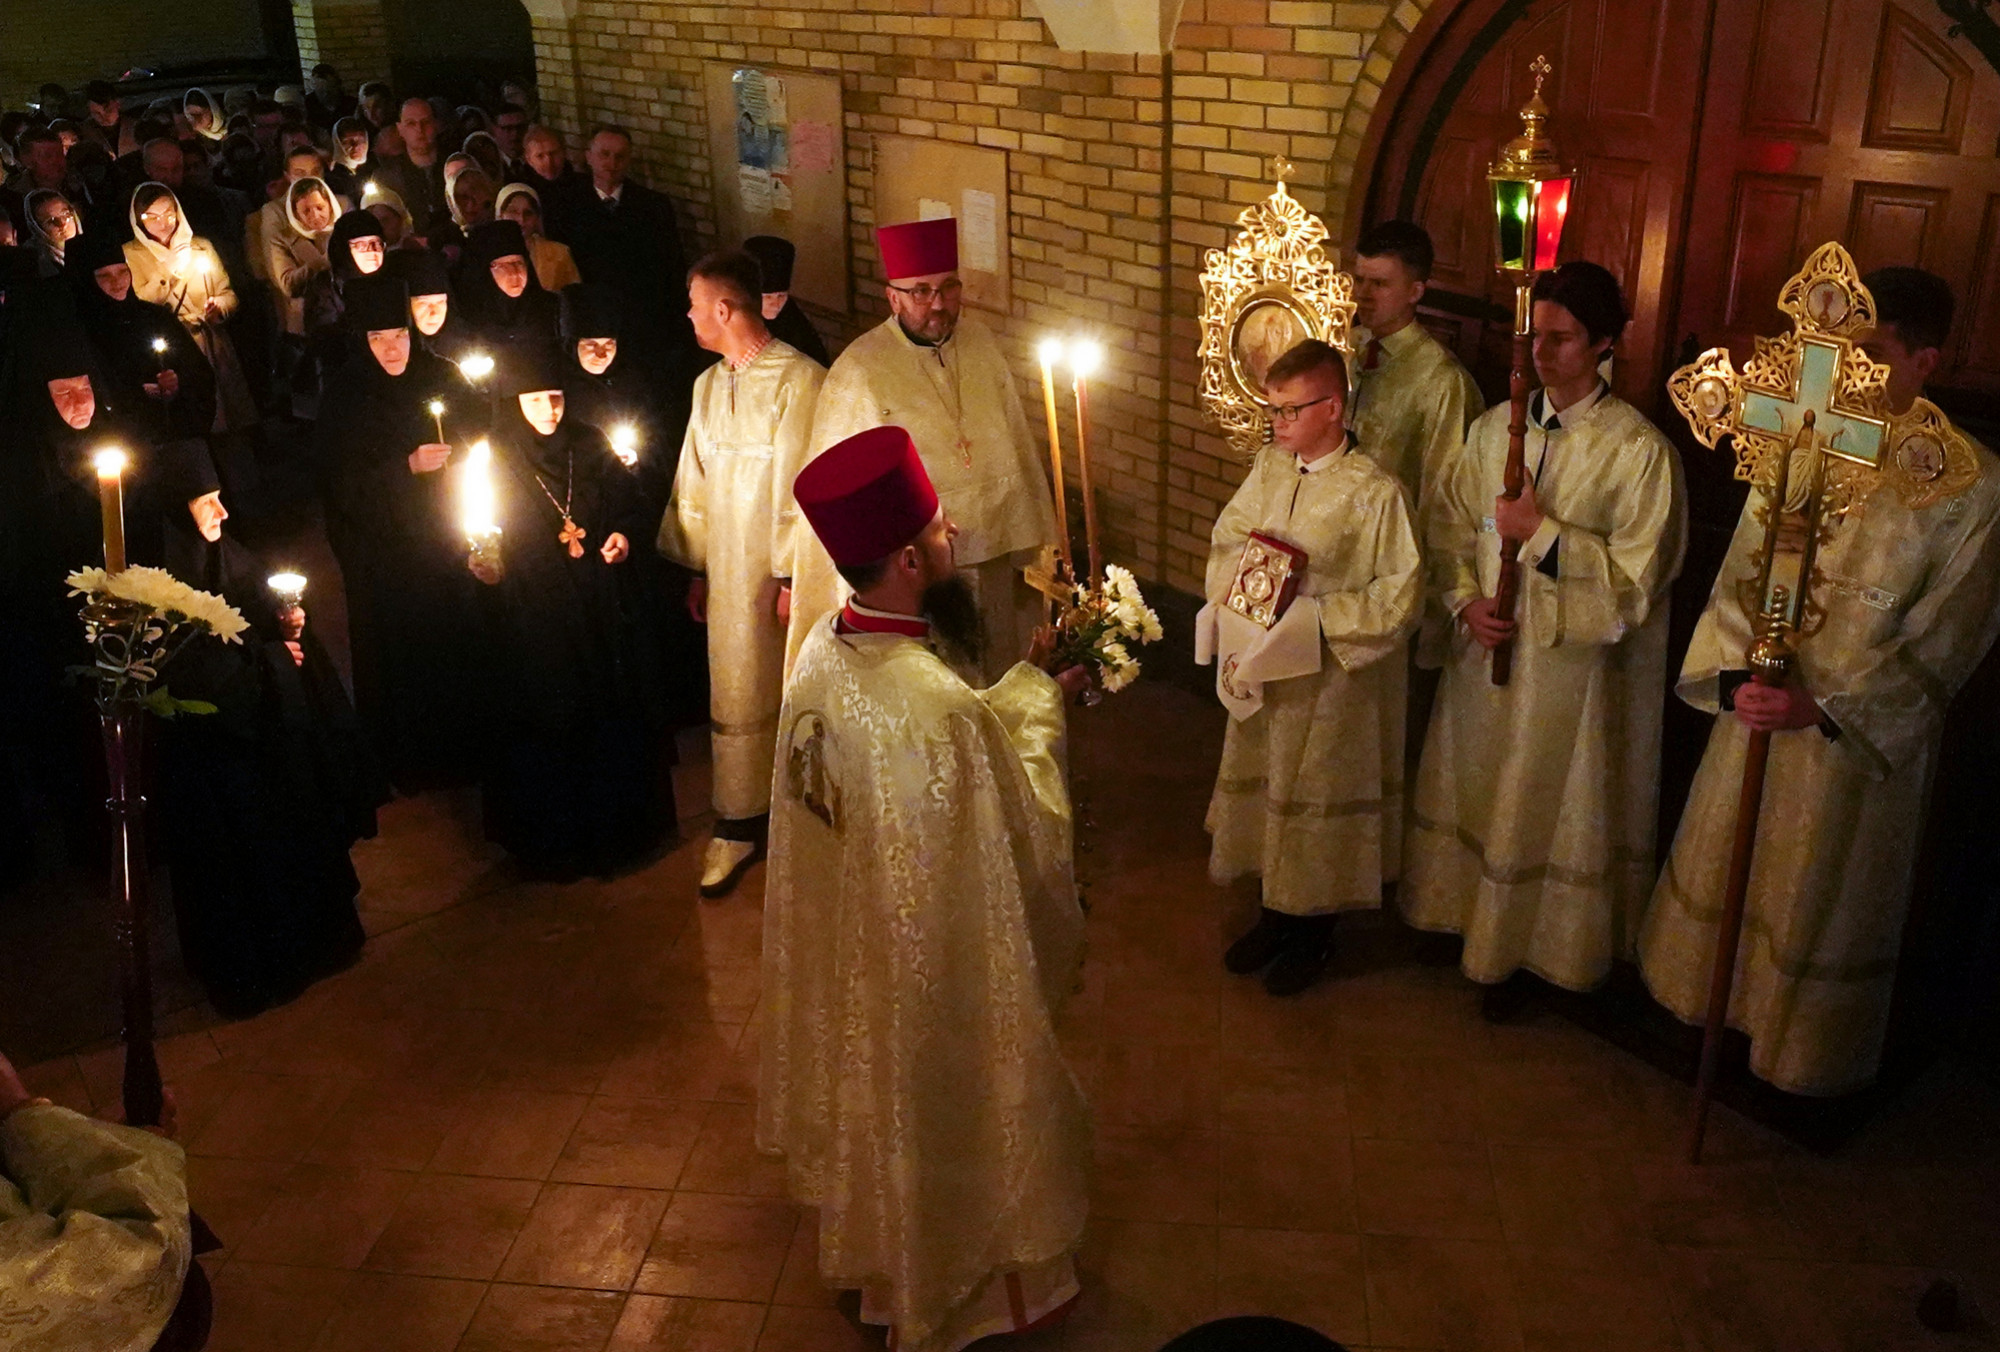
1362, 338, 1382, 372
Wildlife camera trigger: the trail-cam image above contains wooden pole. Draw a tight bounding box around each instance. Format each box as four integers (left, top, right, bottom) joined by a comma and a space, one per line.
1491, 280, 1532, 685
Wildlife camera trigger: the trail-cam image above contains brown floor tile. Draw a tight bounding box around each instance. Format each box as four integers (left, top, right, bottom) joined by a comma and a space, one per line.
1489, 1144, 1648, 1253
1770, 1159, 1943, 1267
1215, 1227, 1368, 1345
597, 1022, 747, 1103
1092, 1126, 1220, 1224
1353, 1139, 1504, 1241
1472, 1058, 1627, 1144
607, 1295, 767, 1351
19, 1055, 94, 1112
751, 1305, 880, 1351
1508, 1245, 1683, 1352
771, 1209, 839, 1309
1363, 1233, 1526, 1351
1096, 971, 1222, 1047
1218, 981, 1342, 1065
1066, 1218, 1219, 1352
1346, 1054, 1485, 1143
1218, 1053, 1348, 1135
1630, 1160, 1802, 1256
231, 1162, 414, 1268
552, 1096, 706, 1190
1659, 1246, 1952, 1352
204, 1260, 352, 1352
426, 1087, 590, 1179
677, 1102, 789, 1196
496, 1182, 672, 1290
457, 1283, 628, 1352
364, 1174, 541, 1280
1218, 1132, 1357, 1232
185, 1072, 352, 1161
1331, 976, 1481, 1060
308, 1271, 486, 1352
634, 1194, 799, 1302
304, 1080, 472, 1171
1096, 1040, 1221, 1129
185, 1155, 294, 1255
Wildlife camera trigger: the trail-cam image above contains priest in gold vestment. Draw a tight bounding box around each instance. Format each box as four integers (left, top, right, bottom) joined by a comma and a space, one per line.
1402, 263, 1687, 1015
1204, 341, 1423, 996
1, 1053, 191, 1352
758, 426, 1091, 1352
787, 218, 1057, 681
657, 250, 825, 897
1640, 269, 2000, 1095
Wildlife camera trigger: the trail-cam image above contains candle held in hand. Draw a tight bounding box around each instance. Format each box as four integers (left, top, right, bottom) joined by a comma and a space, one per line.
609, 424, 640, 467
427, 398, 447, 444
267, 572, 307, 607
94, 447, 128, 574
458, 352, 495, 383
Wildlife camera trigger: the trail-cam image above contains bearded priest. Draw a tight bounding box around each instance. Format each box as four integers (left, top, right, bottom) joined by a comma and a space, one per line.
788, 218, 1057, 680
758, 425, 1091, 1352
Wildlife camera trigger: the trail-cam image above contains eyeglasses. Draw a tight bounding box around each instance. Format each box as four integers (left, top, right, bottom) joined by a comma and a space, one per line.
1268, 395, 1337, 423
887, 278, 964, 306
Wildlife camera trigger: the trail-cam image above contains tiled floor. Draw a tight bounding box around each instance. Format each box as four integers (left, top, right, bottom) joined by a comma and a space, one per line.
21, 682, 2000, 1351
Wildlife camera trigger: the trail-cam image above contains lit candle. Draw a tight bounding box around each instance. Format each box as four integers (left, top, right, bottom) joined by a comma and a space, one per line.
609, 423, 640, 467
151, 336, 167, 358
1035, 338, 1073, 577
461, 438, 503, 571
458, 352, 495, 383
266, 571, 307, 608
427, 398, 447, 444
1067, 339, 1104, 589
94, 447, 128, 574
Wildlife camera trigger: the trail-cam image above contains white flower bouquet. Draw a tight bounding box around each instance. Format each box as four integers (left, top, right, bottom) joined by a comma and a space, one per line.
1047, 564, 1164, 697
67, 566, 249, 716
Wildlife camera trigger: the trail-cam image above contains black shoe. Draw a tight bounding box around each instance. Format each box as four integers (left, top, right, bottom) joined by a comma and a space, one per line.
1479, 972, 1540, 1024
1224, 908, 1295, 975
1263, 920, 1336, 997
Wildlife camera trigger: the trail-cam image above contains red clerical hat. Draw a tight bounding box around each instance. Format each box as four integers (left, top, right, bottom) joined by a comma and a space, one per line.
795, 426, 940, 567
877, 218, 958, 280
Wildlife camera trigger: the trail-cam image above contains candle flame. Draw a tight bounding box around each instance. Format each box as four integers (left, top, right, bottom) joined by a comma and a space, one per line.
151, 337, 168, 354
1037, 337, 1066, 368
427, 398, 446, 417
459, 352, 495, 382
462, 439, 499, 539
267, 571, 307, 601
93, 447, 128, 480
1067, 339, 1104, 378
609, 424, 639, 467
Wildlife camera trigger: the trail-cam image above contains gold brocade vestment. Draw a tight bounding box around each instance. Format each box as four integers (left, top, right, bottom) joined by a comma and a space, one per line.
758, 617, 1088, 1352
0, 1104, 191, 1352
786, 315, 1058, 681
1349, 321, 1484, 516
1205, 445, 1422, 912
1639, 429, 2000, 1095
1402, 389, 1687, 990
656, 340, 824, 819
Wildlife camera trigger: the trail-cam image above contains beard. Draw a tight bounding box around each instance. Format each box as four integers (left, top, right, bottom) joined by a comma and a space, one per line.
921, 573, 983, 668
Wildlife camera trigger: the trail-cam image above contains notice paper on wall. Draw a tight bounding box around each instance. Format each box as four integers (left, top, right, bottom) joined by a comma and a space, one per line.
960, 188, 998, 274
918, 197, 953, 221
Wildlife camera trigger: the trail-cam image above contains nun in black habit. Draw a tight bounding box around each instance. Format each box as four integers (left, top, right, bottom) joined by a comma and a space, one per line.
458, 219, 560, 355
65, 229, 219, 451
393, 247, 480, 369
312, 272, 489, 790
472, 343, 674, 878
742, 234, 831, 367
154, 443, 382, 1017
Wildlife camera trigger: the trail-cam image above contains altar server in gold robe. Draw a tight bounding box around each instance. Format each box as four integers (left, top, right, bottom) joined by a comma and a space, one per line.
1205, 340, 1423, 996
1640, 268, 2000, 1096
1402, 262, 1687, 1020
1348, 220, 1484, 519
759, 425, 1091, 1352
788, 218, 1057, 681
658, 249, 824, 897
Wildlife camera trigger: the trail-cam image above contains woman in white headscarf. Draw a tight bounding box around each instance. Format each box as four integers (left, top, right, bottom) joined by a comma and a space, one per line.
264, 175, 338, 337
123, 180, 256, 431
360, 181, 417, 251
495, 182, 580, 293
25, 189, 79, 277
183, 88, 228, 142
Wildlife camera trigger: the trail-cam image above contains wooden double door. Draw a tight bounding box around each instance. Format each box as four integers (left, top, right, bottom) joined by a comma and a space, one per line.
1366, 0, 2000, 427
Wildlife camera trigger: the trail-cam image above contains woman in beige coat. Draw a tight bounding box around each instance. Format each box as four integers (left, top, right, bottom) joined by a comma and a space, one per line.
263, 176, 338, 337
124, 181, 257, 432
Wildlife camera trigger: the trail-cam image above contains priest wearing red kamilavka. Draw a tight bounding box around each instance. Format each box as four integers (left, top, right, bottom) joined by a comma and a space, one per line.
759, 425, 1092, 1352
788, 218, 1057, 681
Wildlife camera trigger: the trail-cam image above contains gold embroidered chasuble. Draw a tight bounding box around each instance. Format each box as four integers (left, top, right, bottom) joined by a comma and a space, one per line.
786, 315, 1059, 680
1205, 445, 1423, 913
1639, 426, 2000, 1094
1350, 320, 1484, 514
758, 618, 1088, 1352
1402, 389, 1687, 989
0, 1104, 191, 1352
657, 339, 824, 818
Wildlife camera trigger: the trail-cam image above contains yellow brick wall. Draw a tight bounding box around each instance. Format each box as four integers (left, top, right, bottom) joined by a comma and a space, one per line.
537, 0, 1437, 595
293, 0, 391, 87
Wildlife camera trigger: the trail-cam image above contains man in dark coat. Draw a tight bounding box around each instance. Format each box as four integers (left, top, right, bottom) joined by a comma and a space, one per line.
561, 125, 696, 391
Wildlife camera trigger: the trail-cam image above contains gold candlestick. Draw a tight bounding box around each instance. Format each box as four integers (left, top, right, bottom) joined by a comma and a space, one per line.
93, 447, 128, 574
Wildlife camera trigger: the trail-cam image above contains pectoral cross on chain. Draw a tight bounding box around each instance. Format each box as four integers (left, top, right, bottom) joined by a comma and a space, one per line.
559, 517, 587, 558
955, 433, 974, 469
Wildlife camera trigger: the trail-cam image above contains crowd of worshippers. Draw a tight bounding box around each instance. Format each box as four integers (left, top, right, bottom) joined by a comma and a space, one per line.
0, 65, 833, 1020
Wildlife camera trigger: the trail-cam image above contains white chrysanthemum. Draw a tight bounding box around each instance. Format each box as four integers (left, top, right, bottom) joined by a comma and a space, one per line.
1100, 655, 1139, 693
1104, 563, 1137, 602
79, 565, 249, 643
1136, 608, 1164, 645
1100, 639, 1131, 667
67, 567, 110, 596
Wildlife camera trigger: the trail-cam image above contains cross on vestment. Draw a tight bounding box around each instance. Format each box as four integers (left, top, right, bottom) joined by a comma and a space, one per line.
559, 517, 587, 557
955, 433, 975, 468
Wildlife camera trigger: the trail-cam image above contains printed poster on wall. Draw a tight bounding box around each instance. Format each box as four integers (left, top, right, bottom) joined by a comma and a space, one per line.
733, 67, 792, 225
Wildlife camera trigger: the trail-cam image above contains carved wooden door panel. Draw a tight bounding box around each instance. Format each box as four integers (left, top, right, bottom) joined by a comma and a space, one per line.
1674, 1, 2000, 404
